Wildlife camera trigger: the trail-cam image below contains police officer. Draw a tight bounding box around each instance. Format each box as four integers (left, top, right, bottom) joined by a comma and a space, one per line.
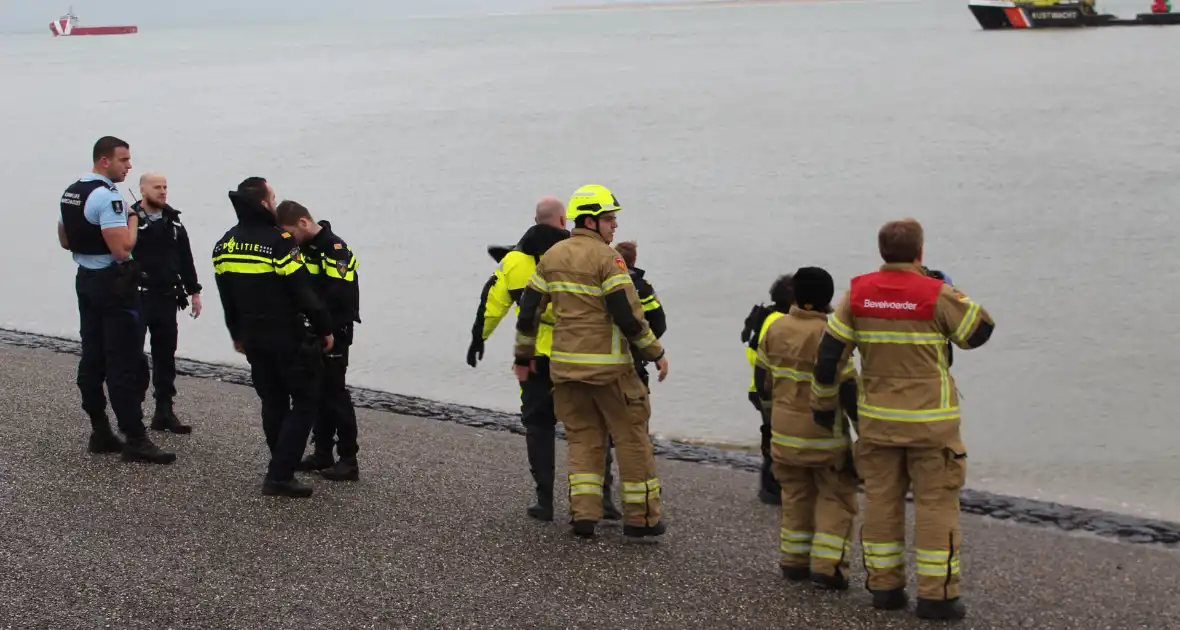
212, 177, 334, 498
276, 200, 362, 482
514, 184, 669, 542
56, 136, 175, 464
812, 218, 995, 620
741, 275, 795, 504
612, 240, 667, 389
130, 171, 202, 434
467, 197, 622, 522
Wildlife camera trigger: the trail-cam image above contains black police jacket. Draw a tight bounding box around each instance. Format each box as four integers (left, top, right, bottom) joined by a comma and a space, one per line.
627, 265, 666, 367
300, 220, 361, 334
211, 192, 332, 347
130, 201, 202, 296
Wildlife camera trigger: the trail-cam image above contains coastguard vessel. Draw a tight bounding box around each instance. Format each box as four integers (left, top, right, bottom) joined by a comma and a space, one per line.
49, 7, 138, 36
969, 0, 1180, 29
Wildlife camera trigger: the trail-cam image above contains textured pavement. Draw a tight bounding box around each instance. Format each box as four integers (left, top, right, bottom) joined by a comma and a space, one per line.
0, 343, 1178, 629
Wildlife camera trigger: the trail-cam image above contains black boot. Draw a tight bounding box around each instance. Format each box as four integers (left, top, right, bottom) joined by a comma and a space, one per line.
150, 399, 192, 434
524, 424, 555, 522
916, 597, 966, 620
262, 477, 313, 498
871, 588, 909, 611
320, 456, 359, 481
121, 435, 176, 465
571, 519, 597, 539
527, 485, 554, 521
623, 520, 666, 542
88, 428, 124, 454
811, 568, 849, 591
782, 566, 810, 581
296, 450, 334, 472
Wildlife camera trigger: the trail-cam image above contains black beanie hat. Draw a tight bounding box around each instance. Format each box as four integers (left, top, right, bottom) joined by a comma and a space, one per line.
791, 267, 834, 310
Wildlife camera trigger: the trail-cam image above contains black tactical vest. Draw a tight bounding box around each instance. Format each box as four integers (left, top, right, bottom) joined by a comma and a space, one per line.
133, 209, 181, 291
60, 179, 114, 255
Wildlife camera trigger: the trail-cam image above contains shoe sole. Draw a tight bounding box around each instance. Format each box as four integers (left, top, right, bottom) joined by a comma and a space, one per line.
811, 579, 849, 591
150, 426, 193, 434
88, 446, 123, 454
261, 489, 314, 498
319, 472, 360, 482
121, 453, 176, 465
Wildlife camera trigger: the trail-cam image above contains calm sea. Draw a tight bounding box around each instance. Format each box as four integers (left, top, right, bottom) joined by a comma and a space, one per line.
2, 0, 1177, 520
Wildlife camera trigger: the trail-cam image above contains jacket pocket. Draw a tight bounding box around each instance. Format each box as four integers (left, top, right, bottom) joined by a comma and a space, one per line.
620, 372, 651, 423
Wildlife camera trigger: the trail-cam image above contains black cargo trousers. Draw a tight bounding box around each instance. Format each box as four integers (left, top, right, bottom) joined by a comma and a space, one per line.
243, 332, 324, 483
75, 264, 150, 436
521, 356, 614, 498
310, 323, 359, 460
140, 288, 180, 405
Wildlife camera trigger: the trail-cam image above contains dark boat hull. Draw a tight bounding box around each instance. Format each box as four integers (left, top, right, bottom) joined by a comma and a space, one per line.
969, 1, 1180, 29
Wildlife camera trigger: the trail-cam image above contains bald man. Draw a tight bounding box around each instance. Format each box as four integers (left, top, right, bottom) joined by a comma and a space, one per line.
130, 171, 202, 434
468, 196, 623, 522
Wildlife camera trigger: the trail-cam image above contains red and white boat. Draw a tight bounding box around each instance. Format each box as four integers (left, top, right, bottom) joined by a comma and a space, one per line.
49, 7, 137, 36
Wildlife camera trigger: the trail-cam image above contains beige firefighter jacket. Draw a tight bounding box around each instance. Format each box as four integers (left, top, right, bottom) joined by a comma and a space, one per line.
514, 228, 664, 386
814, 263, 995, 450
757, 306, 859, 468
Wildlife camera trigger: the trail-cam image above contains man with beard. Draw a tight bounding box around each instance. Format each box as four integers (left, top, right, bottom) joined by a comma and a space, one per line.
131, 172, 203, 434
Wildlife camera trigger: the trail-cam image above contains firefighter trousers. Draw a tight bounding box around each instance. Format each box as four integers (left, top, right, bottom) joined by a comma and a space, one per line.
554, 370, 660, 527
856, 440, 968, 601
772, 459, 859, 577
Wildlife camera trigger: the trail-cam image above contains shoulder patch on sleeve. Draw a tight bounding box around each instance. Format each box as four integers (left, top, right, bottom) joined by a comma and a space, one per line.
281, 231, 292, 239
614, 257, 627, 272
289, 246, 302, 262
333, 243, 342, 250
111, 199, 123, 215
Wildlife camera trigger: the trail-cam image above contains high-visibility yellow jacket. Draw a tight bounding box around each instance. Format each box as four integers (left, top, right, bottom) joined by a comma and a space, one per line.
471, 224, 569, 357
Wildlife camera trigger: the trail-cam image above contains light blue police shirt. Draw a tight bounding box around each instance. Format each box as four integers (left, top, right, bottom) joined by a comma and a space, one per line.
61, 173, 129, 270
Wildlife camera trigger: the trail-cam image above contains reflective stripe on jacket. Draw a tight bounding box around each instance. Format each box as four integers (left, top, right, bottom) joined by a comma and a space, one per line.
757, 306, 858, 467
814, 263, 994, 449
514, 228, 663, 385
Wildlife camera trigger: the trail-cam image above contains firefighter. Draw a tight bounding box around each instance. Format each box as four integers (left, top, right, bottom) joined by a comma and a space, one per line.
513, 184, 669, 541
468, 197, 623, 522
741, 275, 795, 505
754, 267, 860, 589
811, 218, 995, 621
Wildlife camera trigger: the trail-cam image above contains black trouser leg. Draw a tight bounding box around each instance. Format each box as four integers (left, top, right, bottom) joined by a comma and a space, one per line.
142, 292, 178, 404
246, 347, 287, 456
759, 407, 781, 496
520, 356, 556, 498
321, 344, 358, 458
77, 268, 149, 438
264, 339, 323, 483
75, 273, 109, 429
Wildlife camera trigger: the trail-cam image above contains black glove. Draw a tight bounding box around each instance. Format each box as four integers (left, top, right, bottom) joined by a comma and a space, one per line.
466, 336, 484, 367
813, 409, 836, 431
